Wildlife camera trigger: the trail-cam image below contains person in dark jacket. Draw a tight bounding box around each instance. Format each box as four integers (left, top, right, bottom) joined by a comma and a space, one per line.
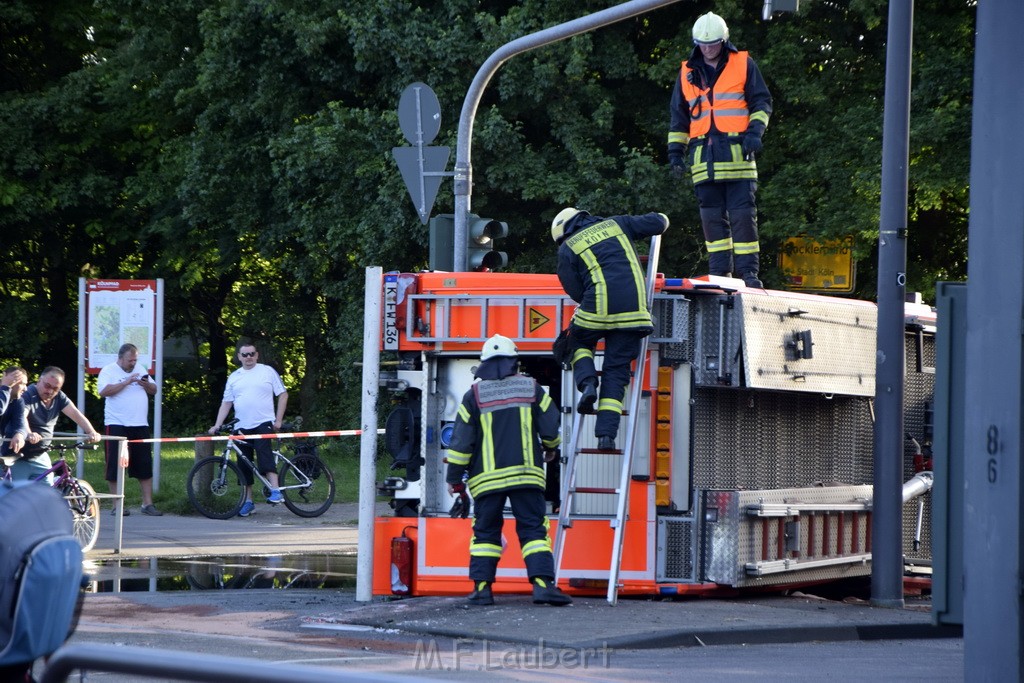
445, 334, 571, 606
0, 367, 28, 460
551, 208, 669, 450
668, 11, 772, 287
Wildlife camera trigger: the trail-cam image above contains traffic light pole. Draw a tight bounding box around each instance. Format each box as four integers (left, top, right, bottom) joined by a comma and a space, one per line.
451, 0, 685, 272
871, 0, 913, 609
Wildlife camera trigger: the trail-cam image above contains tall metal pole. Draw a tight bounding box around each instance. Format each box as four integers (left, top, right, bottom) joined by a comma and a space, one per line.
77, 278, 87, 479
452, 0, 684, 271
871, 0, 913, 608
153, 278, 164, 491
356, 266, 383, 602
963, 1, 1024, 676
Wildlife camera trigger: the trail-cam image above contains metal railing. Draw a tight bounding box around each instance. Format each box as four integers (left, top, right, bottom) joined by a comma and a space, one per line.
41, 644, 433, 683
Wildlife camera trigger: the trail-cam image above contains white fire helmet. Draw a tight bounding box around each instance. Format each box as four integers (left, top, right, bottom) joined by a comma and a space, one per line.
692, 12, 729, 45
480, 334, 518, 361
551, 207, 582, 243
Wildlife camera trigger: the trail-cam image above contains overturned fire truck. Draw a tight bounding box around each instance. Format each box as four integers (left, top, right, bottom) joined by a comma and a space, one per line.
371, 268, 936, 599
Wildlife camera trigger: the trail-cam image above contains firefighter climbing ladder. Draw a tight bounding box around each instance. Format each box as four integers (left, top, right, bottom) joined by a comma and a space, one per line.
552, 235, 662, 606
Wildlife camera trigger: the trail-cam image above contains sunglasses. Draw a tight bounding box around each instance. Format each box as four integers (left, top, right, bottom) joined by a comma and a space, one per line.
240, 352, 257, 358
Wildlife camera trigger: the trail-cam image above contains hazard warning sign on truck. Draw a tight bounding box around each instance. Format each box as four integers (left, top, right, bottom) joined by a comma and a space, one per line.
779, 236, 855, 293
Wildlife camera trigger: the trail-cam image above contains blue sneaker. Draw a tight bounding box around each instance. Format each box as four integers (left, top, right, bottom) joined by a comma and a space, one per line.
238, 500, 255, 517
267, 489, 284, 504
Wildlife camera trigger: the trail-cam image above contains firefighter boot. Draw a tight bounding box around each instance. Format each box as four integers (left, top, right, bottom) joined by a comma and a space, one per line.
597, 436, 616, 451
577, 378, 598, 415
742, 274, 763, 288
532, 577, 572, 606
467, 581, 494, 606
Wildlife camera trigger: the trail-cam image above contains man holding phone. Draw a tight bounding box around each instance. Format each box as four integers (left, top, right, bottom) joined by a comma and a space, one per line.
98, 343, 162, 516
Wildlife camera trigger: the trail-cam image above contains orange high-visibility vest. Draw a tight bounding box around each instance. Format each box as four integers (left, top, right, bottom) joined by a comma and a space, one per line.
680, 51, 750, 136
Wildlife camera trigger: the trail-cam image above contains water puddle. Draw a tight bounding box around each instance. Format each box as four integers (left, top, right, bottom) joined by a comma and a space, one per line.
84, 553, 357, 593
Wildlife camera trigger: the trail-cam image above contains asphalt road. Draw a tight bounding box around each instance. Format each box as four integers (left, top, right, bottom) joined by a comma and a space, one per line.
34, 500, 965, 682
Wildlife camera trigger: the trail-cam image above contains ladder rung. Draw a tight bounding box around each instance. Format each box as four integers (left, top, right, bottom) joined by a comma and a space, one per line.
573, 486, 618, 495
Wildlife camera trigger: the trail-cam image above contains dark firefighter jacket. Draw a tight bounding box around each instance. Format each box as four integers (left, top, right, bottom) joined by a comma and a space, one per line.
668, 41, 772, 184
556, 212, 669, 333
445, 375, 561, 499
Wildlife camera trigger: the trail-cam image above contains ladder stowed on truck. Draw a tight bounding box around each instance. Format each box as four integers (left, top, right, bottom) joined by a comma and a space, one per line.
553, 235, 662, 605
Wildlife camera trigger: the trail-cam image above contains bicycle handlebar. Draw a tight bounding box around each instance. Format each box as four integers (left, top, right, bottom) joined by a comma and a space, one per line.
49, 442, 98, 452
216, 418, 304, 434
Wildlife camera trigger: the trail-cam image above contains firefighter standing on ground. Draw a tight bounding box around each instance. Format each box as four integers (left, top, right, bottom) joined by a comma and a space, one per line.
445, 334, 571, 606
551, 208, 669, 450
668, 12, 772, 288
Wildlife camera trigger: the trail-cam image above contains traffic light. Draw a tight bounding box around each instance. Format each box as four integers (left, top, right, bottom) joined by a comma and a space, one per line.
466, 214, 508, 271
428, 214, 455, 271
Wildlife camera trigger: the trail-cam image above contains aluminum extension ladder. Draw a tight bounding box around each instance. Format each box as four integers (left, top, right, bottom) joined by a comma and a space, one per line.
552, 235, 662, 605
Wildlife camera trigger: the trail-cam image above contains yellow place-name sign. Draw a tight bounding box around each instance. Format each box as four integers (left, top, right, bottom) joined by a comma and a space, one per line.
779, 236, 855, 293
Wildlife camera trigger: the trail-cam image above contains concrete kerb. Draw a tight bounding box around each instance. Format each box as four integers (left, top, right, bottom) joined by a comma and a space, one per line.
319, 592, 960, 651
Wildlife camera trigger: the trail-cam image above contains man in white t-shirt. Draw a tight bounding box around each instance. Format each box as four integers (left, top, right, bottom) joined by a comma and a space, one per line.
209, 341, 289, 517
98, 343, 161, 516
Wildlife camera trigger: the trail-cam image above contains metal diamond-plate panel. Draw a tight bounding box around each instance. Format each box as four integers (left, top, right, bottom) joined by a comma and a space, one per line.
693, 295, 742, 387
903, 331, 936, 563
739, 294, 877, 396
652, 296, 693, 362
702, 490, 741, 584
691, 387, 874, 492
657, 516, 699, 581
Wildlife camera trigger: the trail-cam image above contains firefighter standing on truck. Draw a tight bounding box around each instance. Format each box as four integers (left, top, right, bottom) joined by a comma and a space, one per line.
668, 12, 772, 288
445, 334, 571, 607
551, 208, 669, 451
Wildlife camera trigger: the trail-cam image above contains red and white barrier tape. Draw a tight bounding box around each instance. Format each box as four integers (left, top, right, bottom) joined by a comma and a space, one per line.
126, 429, 384, 444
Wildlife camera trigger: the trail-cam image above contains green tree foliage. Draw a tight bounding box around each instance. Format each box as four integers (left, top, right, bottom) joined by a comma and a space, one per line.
0, 0, 974, 432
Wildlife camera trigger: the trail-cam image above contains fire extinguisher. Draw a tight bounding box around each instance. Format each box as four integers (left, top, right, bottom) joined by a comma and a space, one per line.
391, 529, 414, 595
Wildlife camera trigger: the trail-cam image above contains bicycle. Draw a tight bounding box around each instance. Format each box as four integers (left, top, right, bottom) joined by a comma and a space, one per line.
1, 441, 101, 552
186, 419, 335, 520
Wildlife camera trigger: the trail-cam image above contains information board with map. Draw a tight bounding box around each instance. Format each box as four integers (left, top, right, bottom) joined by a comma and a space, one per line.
85, 279, 158, 374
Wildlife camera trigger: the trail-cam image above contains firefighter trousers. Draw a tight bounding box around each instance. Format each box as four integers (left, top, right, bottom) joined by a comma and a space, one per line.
695, 180, 760, 278
469, 488, 553, 583
568, 324, 643, 440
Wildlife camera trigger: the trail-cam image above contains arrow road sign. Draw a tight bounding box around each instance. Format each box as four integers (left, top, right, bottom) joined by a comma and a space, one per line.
393, 146, 450, 224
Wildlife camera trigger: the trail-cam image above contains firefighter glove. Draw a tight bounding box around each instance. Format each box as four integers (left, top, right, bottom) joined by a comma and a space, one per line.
449, 482, 466, 494
552, 327, 572, 367
669, 154, 687, 179
544, 448, 560, 464
742, 133, 762, 159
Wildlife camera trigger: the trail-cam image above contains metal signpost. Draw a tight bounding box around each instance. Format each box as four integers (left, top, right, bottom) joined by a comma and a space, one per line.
392, 82, 451, 224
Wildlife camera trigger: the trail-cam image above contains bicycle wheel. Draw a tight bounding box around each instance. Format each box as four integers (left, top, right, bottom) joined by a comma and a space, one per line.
279, 454, 335, 518
187, 456, 245, 519
64, 479, 100, 552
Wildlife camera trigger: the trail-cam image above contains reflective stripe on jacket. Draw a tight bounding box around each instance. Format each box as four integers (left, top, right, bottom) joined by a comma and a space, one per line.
556, 213, 668, 333
667, 44, 772, 186
681, 51, 750, 136
445, 375, 561, 499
